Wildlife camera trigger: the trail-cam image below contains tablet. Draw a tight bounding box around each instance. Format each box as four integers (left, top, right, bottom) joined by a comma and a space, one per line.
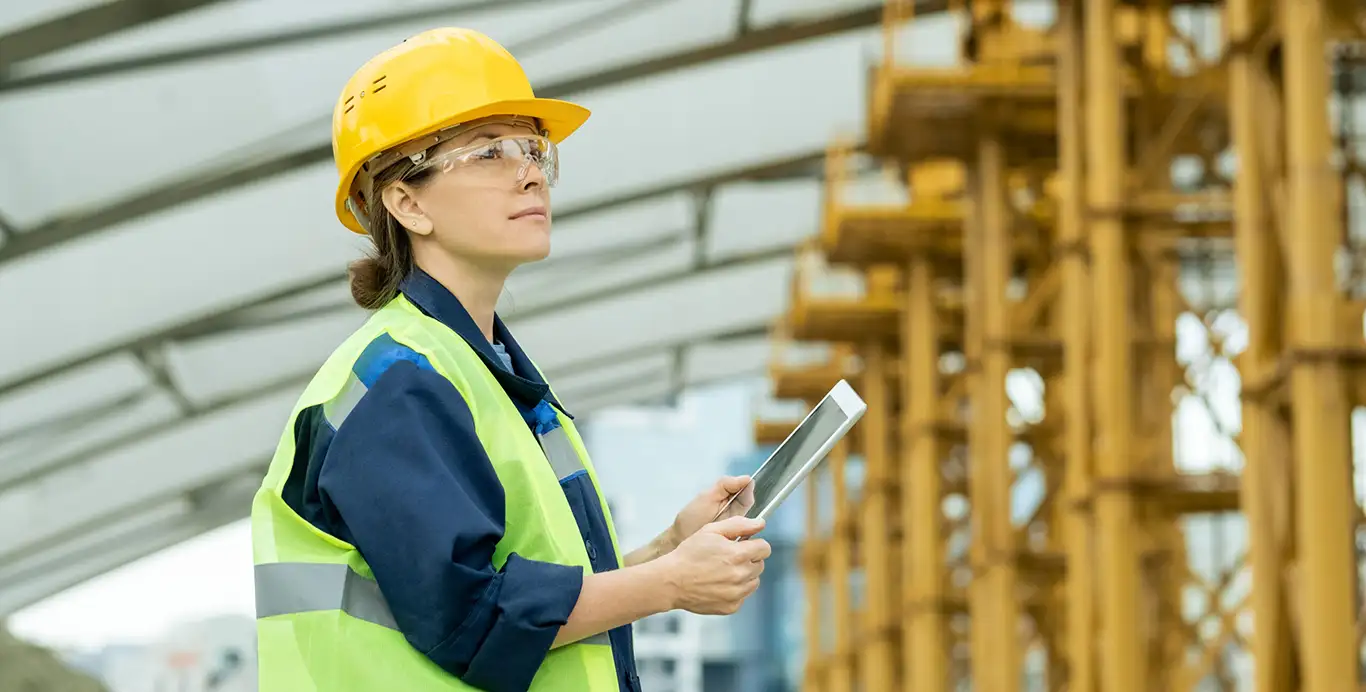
717, 379, 867, 523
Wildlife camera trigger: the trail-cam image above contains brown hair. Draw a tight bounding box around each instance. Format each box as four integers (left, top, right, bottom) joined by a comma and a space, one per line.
346, 159, 437, 310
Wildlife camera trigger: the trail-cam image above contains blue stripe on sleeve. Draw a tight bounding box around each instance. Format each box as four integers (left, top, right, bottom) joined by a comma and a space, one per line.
352, 333, 435, 388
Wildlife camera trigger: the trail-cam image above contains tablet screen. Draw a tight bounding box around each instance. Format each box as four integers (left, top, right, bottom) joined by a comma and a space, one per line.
723, 394, 854, 521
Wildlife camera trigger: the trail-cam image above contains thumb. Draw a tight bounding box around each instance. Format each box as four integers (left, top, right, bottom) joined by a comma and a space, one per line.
716, 475, 751, 495
705, 515, 765, 539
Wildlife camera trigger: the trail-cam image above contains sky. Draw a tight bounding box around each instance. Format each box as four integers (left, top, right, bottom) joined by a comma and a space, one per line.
8, 519, 257, 651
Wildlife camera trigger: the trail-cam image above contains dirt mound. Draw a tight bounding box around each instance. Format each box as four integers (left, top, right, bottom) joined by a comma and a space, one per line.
0, 627, 107, 692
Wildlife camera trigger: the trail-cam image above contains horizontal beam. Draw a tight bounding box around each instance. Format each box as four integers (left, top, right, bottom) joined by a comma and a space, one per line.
0, 146, 829, 398
0, 317, 787, 573
0, 5, 878, 266
0, 0, 541, 92
0, 0, 228, 71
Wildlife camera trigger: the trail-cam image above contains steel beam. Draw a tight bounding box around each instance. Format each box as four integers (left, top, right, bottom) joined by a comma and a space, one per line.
0, 5, 882, 266
0, 0, 543, 92
1054, 2, 1096, 690
1226, 0, 1298, 688
0, 0, 228, 71
1084, 1, 1145, 690
0, 147, 832, 400
971, 128, 1022, 692
1281, 0, 1359, 687
827, 440, 855, 692
903, 253, 947, 690
859, 268, 898, 692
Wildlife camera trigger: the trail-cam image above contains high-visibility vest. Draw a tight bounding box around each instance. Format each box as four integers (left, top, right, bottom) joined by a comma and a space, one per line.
250, 294, 624, 691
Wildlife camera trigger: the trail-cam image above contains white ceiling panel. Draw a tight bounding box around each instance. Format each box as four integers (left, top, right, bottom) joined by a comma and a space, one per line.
549, 352, 674, 408
1, 251, 793, 497
164, 308, 366, 404
513, 256, 793, 373
0, 0, 589, 225
503, 237, 695, 318
548, 30, 871, 209
0, 387, 294, 560
706, 180, 822, 259
0, 1, 873, 228
0, 166, 363, 386
0, 0, 893, 604
0, 352, 148, 437
0, 389, 181, 491
684, 336, 772, 384
572, 377, 676, 414
0, 29, 862, 388
0, 497, 191, 586
0, 486, 250, 617
538, 194, 693, 260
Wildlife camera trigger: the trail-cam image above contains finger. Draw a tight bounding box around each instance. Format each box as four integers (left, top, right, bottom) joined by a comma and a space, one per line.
716, 475, 751, 495
742, 537, 772, 561
740, 559, 766, 579
705, 515, 765, 539
743, 576, 761, 596
736, 482, 756, 509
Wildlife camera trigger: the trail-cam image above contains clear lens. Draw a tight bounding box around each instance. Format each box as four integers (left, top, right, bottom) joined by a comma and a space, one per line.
409, 134, 559, 186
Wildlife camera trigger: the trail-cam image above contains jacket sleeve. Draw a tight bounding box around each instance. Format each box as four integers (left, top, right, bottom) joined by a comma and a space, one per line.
316, 358, 584, 692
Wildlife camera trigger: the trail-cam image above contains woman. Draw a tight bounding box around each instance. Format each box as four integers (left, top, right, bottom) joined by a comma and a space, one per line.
250, 27, 768, 692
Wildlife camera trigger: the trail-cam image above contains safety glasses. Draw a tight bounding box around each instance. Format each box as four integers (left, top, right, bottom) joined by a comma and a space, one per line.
405, 134, 559, 187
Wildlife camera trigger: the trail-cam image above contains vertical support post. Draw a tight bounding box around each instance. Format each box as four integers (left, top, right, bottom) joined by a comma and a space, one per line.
975, 129, 1022, 692
804, 459, 825, 692
905, 253, 947, 690
861, 319, 898, 691
1226, 0, 1296, 688
1281, 0, 1359, 687
1145, 244, 1187, 688
1083, 0, 1145, 690
963, 163, 994, 691
828, 440, 854, 692
1054, 2, 1095, 689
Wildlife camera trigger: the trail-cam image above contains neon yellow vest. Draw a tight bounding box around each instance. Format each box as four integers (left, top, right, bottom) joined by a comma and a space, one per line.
250, 295, 624, 691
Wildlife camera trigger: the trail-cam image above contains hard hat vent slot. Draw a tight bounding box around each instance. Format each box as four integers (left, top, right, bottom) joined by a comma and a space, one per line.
372, 84, 387, 94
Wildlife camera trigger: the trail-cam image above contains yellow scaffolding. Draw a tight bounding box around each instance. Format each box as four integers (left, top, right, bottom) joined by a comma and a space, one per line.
757, 0, 1366, 690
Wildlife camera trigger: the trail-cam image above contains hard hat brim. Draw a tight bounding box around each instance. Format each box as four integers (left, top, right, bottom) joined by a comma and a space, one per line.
335, 96, 590, 234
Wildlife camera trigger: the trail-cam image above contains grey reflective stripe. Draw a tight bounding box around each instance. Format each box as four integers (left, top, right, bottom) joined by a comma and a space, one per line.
324, 372, 368, 429
255, 562, 398, 631
256, 562, 612, 648
538, 426, 585, 480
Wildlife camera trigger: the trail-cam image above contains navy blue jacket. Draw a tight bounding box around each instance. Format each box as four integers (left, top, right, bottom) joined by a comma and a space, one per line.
280, 268, 640, 692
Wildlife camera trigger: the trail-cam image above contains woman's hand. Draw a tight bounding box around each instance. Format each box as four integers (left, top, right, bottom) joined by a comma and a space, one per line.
622, 475, 758, 568
656, 516, 770, 615
666, 475, 756, 548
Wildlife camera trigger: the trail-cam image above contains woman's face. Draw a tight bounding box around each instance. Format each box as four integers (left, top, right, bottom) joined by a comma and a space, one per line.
382, 116, 556, 272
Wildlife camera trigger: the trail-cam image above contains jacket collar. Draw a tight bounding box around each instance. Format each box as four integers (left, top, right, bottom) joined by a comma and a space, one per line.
399, 267, 567, 414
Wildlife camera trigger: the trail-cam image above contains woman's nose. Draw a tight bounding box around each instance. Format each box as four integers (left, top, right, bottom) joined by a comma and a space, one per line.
519, 159, 546, 190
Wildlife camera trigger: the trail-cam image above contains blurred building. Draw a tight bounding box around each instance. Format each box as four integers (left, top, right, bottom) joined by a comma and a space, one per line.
583, 381, 803, 692
60, 616, 254, 692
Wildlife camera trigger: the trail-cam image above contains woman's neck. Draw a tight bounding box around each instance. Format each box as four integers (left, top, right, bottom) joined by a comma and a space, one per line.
413, 254, 508, 344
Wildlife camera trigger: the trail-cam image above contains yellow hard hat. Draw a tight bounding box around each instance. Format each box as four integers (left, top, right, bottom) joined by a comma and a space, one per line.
331, 27, 590, 234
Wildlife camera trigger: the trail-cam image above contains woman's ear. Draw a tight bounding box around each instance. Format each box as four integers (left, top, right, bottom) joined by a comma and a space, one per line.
381, 183, 434, 236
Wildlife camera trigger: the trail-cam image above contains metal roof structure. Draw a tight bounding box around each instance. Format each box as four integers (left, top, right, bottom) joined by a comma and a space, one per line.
0, 0, 898, 615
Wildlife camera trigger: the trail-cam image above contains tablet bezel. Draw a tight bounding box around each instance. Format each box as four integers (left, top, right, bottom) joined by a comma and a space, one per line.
726, 379, 868, 523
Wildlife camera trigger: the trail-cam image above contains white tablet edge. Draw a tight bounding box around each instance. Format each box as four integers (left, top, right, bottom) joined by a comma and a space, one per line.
752, 379, 867, 522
